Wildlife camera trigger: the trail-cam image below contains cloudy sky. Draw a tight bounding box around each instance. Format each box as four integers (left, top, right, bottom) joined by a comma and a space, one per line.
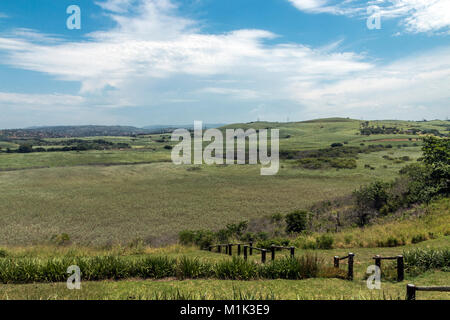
0, 0, 449, 128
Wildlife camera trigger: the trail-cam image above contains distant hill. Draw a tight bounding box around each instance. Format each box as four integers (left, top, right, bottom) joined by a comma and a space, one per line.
0, 125, 151, 139
142, 123, 226, 133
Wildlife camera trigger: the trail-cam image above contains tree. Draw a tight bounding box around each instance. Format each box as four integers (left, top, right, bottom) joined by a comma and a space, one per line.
17, 144, 33, 153
285, 210, 308, 233
421, 136, 449, 196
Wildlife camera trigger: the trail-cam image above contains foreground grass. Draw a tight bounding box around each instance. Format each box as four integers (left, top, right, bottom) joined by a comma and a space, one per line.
1, 272, 448, 300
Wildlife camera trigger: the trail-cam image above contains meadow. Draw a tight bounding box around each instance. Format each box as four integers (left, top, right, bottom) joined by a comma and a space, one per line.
0, 119, 435, 246
0, 118, 448, 300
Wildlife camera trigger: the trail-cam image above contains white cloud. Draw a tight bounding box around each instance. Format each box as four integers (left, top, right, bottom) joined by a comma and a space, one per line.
287, 46, 450, 118
288, 0, 450, 34
0, 0, 448, 124
0, 92, 85, 111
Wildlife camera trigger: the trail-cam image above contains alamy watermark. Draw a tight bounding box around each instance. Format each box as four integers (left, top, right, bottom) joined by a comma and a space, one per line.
171, 121, 279, 176
67, 265, 81, 290
366, 265, 381, 290
66, 5, 81, 30
367, 6, 381, 30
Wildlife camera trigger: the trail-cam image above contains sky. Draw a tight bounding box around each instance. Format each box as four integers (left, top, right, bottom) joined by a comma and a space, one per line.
0, 0, 449, 128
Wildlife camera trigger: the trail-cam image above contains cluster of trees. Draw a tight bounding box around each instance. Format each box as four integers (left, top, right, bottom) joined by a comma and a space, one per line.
359, 122, 446, 137
353, 136, 449, 226
2, 140, 130, 154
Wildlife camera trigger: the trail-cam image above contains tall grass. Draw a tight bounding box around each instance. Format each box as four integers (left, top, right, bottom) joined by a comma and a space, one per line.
404, 248, 450, 274
0, 254, 334, 284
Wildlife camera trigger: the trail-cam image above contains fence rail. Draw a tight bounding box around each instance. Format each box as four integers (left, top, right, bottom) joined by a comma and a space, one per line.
373, 255, 404, 282
406, 284, 450, 300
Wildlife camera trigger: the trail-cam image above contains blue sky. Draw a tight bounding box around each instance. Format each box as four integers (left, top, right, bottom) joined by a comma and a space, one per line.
0, 0, 449, 128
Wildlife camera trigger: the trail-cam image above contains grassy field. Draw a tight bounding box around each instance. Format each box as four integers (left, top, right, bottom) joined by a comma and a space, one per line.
0, 119, 435, 246
0, 118, 448, 300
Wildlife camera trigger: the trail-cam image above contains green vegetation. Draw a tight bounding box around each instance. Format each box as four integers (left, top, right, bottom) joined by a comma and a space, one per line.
0, 118, 448, 300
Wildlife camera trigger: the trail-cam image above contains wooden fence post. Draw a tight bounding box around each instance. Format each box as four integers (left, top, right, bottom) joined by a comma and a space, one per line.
228, 244, 232, 256
237, 244, 241, 256
348, 253, 354, 280
290, 246, 295, 258
225, 245, 228, 255
397, 255, 404, 282
218, 245, 221, 253
334, 256, 340, 268
406, 284, 416, 300
261, 249, 267, 264
243, 245, 248, 261
208, 246, 212, 252
375, 255, 381, 271
249, 242, 253, 256
271, 245, 275, 261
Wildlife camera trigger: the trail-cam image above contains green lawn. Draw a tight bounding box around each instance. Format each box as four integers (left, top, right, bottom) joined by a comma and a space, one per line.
1, 237, 449, 300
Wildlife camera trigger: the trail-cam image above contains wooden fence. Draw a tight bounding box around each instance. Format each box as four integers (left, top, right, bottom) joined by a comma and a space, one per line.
406, 284, 450, 300
333, 253, 355, 280
208, 242, 296, 264
373, 255, 404, 282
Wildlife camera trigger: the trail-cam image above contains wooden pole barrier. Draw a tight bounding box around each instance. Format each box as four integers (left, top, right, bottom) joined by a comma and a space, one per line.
249, 242, 253, 256
218, 245, 221, 253
290, 246, 295, 259
271, 245, 275, 261
348, 253, 354, 280
375, 255, 381, 271
228, 244, 232, 256
237, 244, 241, 256
225, 245, 228, 255
208, 246, 212, 252
397, 255, 404, 282
334, 256, 340, 268
243, 245, 248, 261
406, 284, 416, 300
261, 249, 267, 263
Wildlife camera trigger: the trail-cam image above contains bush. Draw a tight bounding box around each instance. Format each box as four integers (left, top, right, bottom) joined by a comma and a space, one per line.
215, 257, 259, 280
50, 233, 71, 246
404, 248, 450, 274
256, 238, 291, 250
331, 143, 344, 148
316, 234, 334, 249
178, 230, 215, 249
176, 257, 212, 279
285, 210, 308, 234
411, 234, 427, 244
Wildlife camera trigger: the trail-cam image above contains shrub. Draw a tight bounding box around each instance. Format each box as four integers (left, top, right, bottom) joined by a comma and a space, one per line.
260, 254, 322, 280
270, 213, 283, 223
215, 257, 259, 280
411, 234, 427, 244
178, 230, 215, 249
404, 248, 450, 274
256, 238, 291, 250
330, 158, 357, 169
331, 143, 344, 148
316, 234, 334, 249
285, 210, 308, 234
176, 257, 212, 279
50, 233, 71, 246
